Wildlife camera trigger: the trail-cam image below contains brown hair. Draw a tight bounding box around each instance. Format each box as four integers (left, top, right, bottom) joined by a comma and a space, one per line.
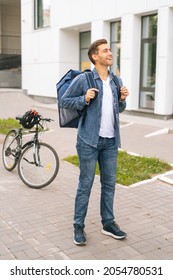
88, 39, 107, 65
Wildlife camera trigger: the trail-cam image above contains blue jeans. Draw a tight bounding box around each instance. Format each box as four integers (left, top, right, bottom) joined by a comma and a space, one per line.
74, 136, 118, 228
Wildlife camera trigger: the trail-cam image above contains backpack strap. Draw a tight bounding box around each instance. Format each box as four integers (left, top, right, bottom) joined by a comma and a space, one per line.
84, 70, 98, 101
81, 70, 97, 126
111, 74, 121, 100
85, 70, 96, 88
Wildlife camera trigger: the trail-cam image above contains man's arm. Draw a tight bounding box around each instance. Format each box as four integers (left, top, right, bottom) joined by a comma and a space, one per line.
60, 75, 86, 111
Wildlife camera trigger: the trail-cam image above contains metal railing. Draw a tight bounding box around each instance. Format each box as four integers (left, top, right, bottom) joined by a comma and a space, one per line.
0, 35, 21, 54
0, 35, 21, 70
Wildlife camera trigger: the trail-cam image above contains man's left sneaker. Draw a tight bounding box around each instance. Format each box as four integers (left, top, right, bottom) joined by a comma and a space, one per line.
102, 221, 127, 239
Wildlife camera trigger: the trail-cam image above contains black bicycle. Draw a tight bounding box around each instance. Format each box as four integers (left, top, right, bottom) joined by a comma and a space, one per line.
2, 110, 59, 189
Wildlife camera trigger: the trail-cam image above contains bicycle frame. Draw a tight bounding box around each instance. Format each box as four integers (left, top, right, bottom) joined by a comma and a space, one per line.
5, 123, 41, 163
24, 124, 42, 167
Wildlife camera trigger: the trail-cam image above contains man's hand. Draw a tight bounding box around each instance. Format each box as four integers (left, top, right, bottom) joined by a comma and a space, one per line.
85, 88, 99, 103
120, 86, 129, 101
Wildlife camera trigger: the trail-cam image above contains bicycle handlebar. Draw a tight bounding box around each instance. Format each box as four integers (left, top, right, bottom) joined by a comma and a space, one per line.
38, 117, 54, 129
16, 116, 54, 123
40, 117, 54, 122
15, 115, 54, 130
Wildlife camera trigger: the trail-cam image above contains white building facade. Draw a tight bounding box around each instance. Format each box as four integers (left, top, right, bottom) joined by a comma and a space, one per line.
16, 1, 173, 118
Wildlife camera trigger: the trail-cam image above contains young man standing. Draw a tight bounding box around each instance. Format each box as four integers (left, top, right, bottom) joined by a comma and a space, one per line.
61, 39, 129, 245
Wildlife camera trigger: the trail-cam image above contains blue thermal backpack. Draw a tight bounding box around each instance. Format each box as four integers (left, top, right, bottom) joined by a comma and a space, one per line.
56, 69, 121, 128
56, 69, 97, 128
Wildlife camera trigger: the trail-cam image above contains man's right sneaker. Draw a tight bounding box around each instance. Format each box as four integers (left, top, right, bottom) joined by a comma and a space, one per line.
73, 226, 86, 245
102, 221, 127, 239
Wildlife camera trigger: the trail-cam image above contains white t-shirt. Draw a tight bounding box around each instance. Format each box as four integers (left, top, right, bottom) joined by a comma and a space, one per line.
99, 77, 115, 138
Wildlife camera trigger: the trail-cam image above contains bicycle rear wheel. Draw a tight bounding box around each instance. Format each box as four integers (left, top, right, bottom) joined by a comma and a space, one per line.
2, 129, 20, 171
18, 142, 59, 188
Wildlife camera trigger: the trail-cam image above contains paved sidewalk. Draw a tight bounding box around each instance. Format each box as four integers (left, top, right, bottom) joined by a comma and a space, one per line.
0, 90, 173, 260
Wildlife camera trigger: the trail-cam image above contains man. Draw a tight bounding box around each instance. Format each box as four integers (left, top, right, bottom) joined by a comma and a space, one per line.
61, 39, 129, 245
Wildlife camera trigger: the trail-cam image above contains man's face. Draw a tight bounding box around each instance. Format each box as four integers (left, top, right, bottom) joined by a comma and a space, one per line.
94, 43, 113, 66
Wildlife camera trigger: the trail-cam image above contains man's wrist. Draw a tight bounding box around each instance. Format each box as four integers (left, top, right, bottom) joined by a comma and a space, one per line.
119, 98, 126, 102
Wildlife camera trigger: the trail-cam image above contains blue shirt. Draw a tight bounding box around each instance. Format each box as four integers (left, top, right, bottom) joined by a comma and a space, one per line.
60, 67, 126, 148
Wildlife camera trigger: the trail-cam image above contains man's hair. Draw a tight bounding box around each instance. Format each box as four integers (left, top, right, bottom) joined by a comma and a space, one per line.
88, 39, 107, 65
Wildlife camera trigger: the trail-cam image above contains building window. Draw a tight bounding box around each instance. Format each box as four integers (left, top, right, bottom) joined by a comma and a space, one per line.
80, 32, 91, 71
34, 0, 50, 29
110, 21, 121, 76
139, 14, 157, 110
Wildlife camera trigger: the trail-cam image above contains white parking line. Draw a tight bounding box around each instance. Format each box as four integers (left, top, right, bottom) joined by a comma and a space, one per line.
120, 122, 134, 128
145, 128, 169, 138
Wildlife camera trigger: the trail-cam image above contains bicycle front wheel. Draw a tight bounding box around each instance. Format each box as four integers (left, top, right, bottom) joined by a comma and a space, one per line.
18, 142, 59, 188
2, 129, 20, 171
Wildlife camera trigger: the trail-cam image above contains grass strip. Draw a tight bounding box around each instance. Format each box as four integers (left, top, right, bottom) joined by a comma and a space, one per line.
0, 118, 20, 134
64, 150, 172, 186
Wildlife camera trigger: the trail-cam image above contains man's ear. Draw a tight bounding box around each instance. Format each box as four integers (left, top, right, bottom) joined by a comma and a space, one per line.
92, 53, 98, 63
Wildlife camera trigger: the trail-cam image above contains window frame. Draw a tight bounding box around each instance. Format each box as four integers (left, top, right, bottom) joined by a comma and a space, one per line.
34, 0, 50, 30
79, 31, 91, 71
139, 14, 158, 110
110, 21, 121, 76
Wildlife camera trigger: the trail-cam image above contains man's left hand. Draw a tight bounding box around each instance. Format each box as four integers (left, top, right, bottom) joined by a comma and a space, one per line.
120, 86, 129, 101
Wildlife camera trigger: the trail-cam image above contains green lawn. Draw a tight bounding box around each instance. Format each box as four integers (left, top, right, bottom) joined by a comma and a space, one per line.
64, 150, 172, 186
0, 118, 20, 134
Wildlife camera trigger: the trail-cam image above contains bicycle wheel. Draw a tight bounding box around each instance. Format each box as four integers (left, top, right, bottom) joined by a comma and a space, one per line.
18, 142, 59, 188
2, 129, 20, 171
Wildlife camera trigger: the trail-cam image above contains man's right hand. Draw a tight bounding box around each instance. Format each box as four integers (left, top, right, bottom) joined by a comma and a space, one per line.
85, 88, 99, 103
